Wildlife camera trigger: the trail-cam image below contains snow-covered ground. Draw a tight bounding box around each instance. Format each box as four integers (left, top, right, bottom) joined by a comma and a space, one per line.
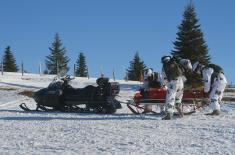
0, 73, 234, 155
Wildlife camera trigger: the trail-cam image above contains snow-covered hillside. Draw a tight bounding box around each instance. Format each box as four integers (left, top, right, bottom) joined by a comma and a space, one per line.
0, 73, 235, 155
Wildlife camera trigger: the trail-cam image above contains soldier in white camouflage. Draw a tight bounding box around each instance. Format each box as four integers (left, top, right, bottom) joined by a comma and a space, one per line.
161, 55, 192, 120
192, 62, 227, 115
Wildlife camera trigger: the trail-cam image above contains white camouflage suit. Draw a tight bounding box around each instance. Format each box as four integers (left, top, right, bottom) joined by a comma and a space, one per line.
163, 75, 184, 114
201, 67, 227, 111
162, 59, 192, 115
143, 68, 153, 90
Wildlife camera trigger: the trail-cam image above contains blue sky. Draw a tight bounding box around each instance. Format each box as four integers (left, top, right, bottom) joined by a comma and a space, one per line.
0, 0, 235, 83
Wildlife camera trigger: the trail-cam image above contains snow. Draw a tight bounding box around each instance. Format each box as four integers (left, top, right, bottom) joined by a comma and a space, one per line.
0, 73, 235, 155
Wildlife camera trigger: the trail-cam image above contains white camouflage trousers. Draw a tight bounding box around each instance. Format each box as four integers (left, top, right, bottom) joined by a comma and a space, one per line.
209, 73, 227, 111
165, 77, 184, 114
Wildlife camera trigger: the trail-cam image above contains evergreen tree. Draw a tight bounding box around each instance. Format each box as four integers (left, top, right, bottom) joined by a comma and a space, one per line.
171, 3, 211, 64
171, 3, 211, 87
75, 52, 88, 77
45, 33, 70, 75
2, 46, 19, 72
127, 52, 146, 81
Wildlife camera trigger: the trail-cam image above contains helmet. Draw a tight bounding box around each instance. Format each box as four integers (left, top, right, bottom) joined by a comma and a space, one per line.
161, 55, 171, 63
147, 68, 153, 76
144, 68, 153, 77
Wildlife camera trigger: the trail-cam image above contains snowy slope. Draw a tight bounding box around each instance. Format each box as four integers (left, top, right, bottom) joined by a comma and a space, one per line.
0, 73, 235, 155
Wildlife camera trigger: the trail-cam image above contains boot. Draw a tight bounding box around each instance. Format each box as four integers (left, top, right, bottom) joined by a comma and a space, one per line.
206, 110, 220, 116
160, 110, 166, 116
175, 106, 184, 118
162, 113, 172, 120
211, 110, 220, 115
143, 105, 152, 113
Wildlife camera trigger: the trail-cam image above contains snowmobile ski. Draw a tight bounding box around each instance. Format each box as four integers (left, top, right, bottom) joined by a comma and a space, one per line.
19, 103, 55, 112
19, 103, 38, 112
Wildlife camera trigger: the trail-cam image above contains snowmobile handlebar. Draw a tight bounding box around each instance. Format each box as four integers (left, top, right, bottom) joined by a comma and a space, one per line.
52, 75, 75, 82
61, 75, 74, 82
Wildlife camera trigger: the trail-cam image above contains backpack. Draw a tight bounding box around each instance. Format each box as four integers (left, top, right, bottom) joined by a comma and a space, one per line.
205, 63, 224, 84
206, 64, 223, 74
163, 58, 183, 81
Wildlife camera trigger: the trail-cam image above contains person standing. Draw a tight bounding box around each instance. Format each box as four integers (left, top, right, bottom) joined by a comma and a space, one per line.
161, 55, 192, 120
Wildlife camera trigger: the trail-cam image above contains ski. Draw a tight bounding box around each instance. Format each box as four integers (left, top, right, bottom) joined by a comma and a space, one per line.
19, 103, 39, 112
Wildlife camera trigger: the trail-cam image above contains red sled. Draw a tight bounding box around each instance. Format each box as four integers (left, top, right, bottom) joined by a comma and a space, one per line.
126, 87, 208, 114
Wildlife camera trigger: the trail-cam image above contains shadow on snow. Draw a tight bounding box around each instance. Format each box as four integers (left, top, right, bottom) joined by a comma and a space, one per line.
0, 109, 159, 121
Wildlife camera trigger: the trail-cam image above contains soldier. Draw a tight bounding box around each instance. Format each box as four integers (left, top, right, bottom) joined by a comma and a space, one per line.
161, 55, 192, 120
143, 68, 154, 91
192, 61, 227, 115
142, 68, 163, 113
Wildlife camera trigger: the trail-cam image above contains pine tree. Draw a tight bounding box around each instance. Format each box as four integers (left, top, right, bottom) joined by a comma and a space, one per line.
171, 3, 211, 64
75, 52, 88, 77
171, 3, 211, 88
45, 33, 70, 75
2, 46, 19, 72
127, 52, 146, 81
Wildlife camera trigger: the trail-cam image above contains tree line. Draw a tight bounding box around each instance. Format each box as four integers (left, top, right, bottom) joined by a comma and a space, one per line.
0, 33, 89, 78
1, 3, 211, 82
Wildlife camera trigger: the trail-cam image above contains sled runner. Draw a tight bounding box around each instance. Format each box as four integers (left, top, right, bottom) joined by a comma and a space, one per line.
126, 87, 208, 114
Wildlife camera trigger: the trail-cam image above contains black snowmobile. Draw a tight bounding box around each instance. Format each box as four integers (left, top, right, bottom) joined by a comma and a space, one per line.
20, 75, 122, 114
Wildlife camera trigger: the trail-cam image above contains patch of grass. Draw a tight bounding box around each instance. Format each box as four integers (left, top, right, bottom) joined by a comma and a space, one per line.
223, 97, 235, 102
18, 90, 34, 98
224, 88, 235, 93
21, 77, 32, 80
0, 87, 17, 91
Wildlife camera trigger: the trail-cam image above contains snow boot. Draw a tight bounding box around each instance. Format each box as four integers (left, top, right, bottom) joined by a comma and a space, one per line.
162, 113, 172, 120
206, 110, 220, 116
160, 110, 166, 116
175, 106, 184, 118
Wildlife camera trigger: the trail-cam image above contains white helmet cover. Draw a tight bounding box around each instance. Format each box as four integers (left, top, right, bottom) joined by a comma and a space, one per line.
161, 55, 171, 63
147, 68, 153, 76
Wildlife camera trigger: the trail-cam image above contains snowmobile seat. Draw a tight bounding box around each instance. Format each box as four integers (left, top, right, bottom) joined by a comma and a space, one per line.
63, 85, 97, 101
